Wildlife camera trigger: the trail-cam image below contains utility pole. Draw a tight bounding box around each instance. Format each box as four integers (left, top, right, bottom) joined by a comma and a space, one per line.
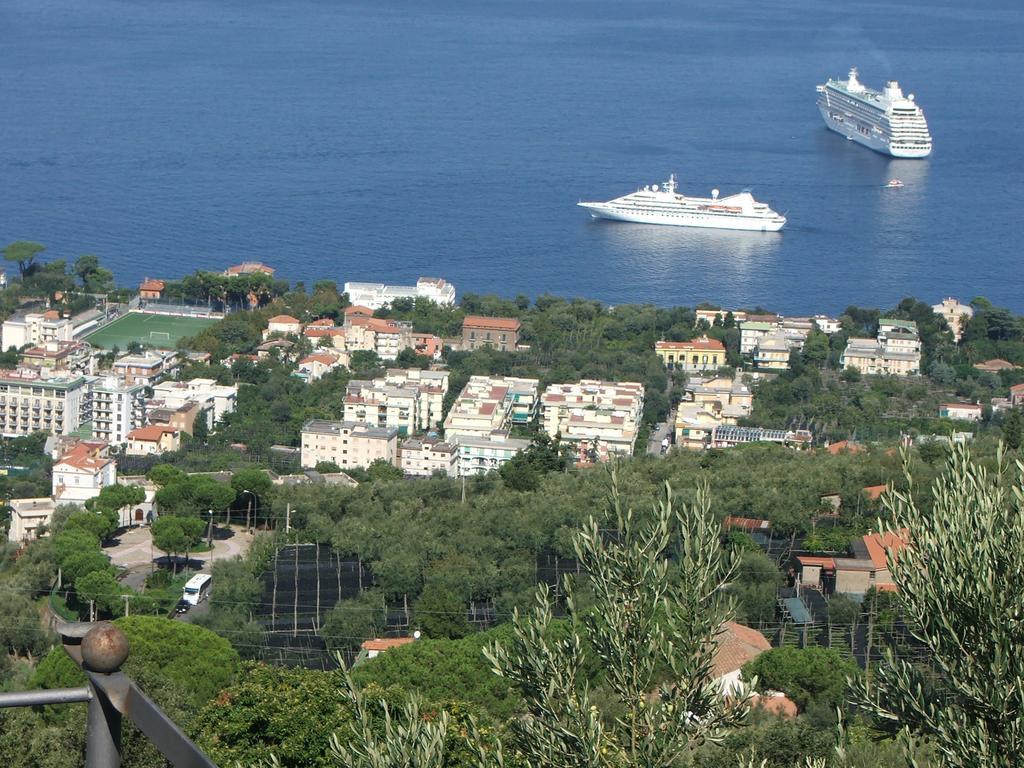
285, 503, 291, 534
122, 594, 131, 617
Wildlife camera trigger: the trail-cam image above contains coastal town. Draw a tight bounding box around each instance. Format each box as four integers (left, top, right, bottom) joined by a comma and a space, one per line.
0, 245, 1020, 766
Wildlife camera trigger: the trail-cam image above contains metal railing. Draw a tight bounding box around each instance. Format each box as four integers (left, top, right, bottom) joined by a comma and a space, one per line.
0, 622, 217, 768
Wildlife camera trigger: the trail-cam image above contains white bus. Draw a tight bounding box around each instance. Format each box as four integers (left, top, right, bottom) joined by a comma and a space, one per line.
182, 573, 212, 606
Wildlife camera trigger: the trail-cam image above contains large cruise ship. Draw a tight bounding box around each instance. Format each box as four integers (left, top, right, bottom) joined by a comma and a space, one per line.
816, 68, 932, 158
578, 175, 786, 232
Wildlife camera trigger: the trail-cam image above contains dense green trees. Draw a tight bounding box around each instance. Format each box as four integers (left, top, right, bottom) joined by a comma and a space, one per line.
744, 647, 858, 712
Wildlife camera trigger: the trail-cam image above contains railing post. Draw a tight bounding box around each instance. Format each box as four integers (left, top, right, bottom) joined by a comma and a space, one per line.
79, 623, 130, 768
87, 684, 122, 768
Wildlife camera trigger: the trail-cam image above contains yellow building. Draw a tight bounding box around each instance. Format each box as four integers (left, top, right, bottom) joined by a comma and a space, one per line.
655, 336, 726, 372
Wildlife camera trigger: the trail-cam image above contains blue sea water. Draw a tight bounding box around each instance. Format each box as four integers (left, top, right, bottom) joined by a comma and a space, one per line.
2, 0, 1022, 315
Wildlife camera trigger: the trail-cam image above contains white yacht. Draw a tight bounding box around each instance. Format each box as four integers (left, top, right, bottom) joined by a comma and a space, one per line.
578, 175, 786, 232
816, 68, 932, 158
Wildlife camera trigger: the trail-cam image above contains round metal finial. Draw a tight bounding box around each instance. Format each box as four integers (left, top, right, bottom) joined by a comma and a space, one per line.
81, 623, 130, 673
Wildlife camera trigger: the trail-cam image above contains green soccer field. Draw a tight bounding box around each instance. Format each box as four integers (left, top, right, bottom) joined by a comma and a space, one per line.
83, 312, 216, 350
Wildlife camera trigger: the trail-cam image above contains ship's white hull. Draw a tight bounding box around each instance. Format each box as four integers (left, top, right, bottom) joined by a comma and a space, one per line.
818, 105, 931, 158
578, 203, 785, 232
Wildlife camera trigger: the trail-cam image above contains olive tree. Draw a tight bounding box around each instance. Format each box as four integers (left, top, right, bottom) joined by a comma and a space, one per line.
483, 470, 749, 768
852, 444, 1024, 767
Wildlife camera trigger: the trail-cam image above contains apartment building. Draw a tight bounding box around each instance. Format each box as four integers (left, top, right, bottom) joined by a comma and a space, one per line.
0, 370, 89, 436
540, 380, 645, 462
654, 336, 726, 372
52, 441, 117, 504
931, 297, 973, 342
443, 375, 540, 438
739, 321, 779, 355
398, 436, 458, 477
343, 277, 456, 310
300, 419, 398, 469
112, 350, 179, 387
146, 400, 203, 435
454, 433, 530, 477
694, 308, 748, 326
89, 376, 147, 445
674, 402, 724, 450
150, 378, 238, 427
343, 369, 448, 435
753, 334, 793, 370
1, 310, 73, 350
812, 315, 842, 334
684, 373, 753, 421
19, 340, 92, 372
344, 316, 414, 360
461, 316, 521, 352
841, 319, 922, 377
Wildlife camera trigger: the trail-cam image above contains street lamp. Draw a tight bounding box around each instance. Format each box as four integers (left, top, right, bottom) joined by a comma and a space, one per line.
239, 489, 257, 534
206, 509, 214, 548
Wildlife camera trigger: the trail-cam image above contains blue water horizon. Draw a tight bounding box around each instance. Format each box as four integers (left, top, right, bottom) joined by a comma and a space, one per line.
2, 0, 1022, 315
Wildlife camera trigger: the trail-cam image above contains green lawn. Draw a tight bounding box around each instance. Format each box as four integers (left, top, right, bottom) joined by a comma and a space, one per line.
84, 312, 215, 350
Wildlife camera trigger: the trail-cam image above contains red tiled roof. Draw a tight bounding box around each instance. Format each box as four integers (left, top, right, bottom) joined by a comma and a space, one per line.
656, 336, 725, 352
127, 425, 179, 442
57, 442, 113, 471
862, 529, 909, 570
1010, 383, 1024, 393
42, 310, 61, 320
827, 440, 865, 455
361, 637, 415, 652
268, 314, 300, 324
723, 515, 771, 532
711, 621, 771, 678
863, 484, 888, 501
751, 693, 799, 717
305, 327, 346, 338
797, 555, 835, 569
307, 318, 335, 327
300, 354, 340, 366
462, 315, 521, 332
225, 262, 274, 275
344, 305, 375, 316
942, 402, 981, 410
139, 278, 165, 291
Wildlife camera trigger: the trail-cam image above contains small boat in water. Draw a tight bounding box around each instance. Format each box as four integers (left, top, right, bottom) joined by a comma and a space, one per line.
885, 179, 905, 188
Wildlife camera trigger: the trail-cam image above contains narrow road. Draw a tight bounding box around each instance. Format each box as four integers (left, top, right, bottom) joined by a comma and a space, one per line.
647, 421, 673, 456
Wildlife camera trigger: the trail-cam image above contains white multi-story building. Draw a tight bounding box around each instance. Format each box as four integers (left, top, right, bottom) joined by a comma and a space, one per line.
1, 310, 73, 350
540, 380, 645, 462
841, 318, 922, 377
454, 434, 530, 477
739, 321, 780, 355
684, 373, 754, 422
343, 277, 456, 310
343, 316, 414, 361
300, 419, 398, 470
753, 334, 793, 370
443, 376, 540, 439
88, 376, 147, 445
0, 370, 89, 436
398, 437, 458, 477
812, 315, 842, 335
112, 350, 180, 387
52, 441, 117, 504
151, 378, 238, 428
343, 369, 449, 436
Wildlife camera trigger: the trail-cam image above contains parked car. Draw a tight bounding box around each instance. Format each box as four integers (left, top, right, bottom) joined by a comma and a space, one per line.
174, 599, 191, 615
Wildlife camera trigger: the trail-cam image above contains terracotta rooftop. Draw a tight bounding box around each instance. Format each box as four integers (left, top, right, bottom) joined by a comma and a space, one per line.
462, 315, 521, 331
361, 637, 416, 652
139, 278, 165, 291
862, 529, 909, 570
344, 305, 375, 316
656, 336, 725, 352
300, 354, 340, 366
723, 515, 771, 532
711, 621, 772, 679
127, 425, 179, 442
268, 314, 300, 324
863, 484, 888, 501
827, 439, 865, 455
796, 555, 836, 569
225, 262, 274, 275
